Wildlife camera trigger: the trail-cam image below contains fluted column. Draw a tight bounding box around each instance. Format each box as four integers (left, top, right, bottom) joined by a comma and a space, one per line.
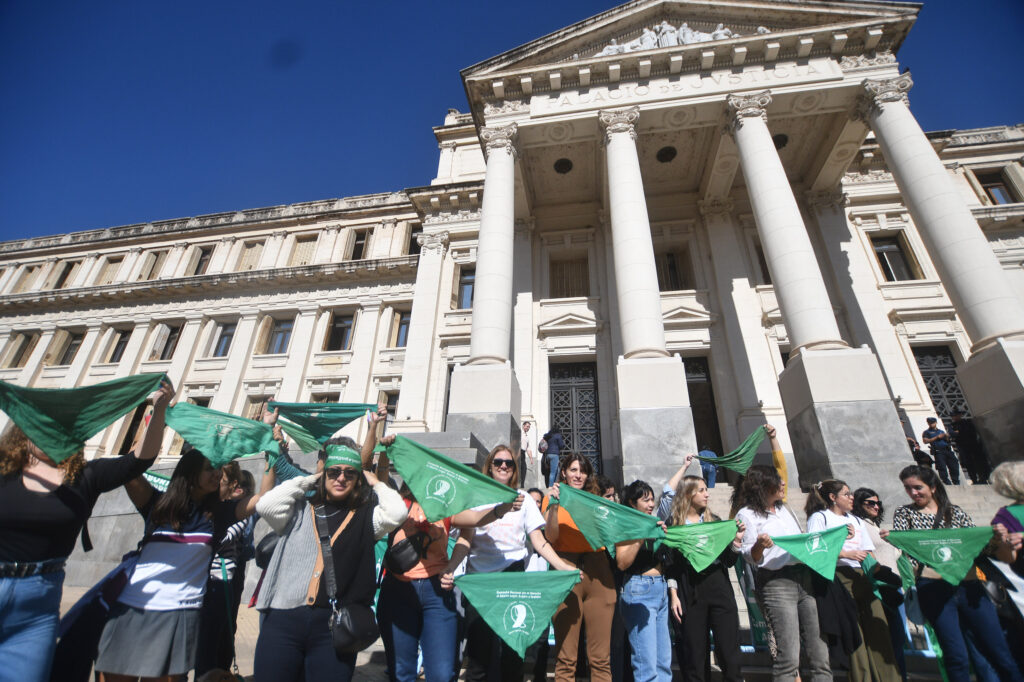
858, 74, 1024, 351
728, 91, 845, 353
600, 107, 668, 359
467, 124, 517, 365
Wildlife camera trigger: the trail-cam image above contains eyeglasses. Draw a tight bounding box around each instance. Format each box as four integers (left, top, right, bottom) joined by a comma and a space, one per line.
326, 467, 359, 481
863, 500, 880, 507
492, 459, 515, 470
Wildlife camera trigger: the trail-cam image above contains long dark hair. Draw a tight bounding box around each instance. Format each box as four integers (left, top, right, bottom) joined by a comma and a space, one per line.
557, 452, 600, 494
150, 449, 218, 531
852, 487, 885, 524
804, 479, 847, 516
621, 480, 653, 510
736, 465, 783, 515
312, 436, 371, 508
899, 465, 952, 527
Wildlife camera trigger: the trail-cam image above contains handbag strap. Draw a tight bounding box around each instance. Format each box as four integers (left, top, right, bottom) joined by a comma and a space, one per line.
313, 504, 354, 609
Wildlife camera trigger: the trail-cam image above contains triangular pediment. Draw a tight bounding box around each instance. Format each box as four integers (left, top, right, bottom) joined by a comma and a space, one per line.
663, 303, 714, 329
537, 310, 603, 336
463, 0, 916, 78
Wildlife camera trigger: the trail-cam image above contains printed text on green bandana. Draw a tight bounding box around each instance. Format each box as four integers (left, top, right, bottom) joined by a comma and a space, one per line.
558, 485, 664, 557
770, 523, 847, 581
663, 521, 739, 572
884, 527, 992, 585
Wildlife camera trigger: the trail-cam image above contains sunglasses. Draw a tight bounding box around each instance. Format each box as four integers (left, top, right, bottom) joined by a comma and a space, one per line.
492, 458, 515, 469
326, 467, 359, 481
863, 500, 880, 507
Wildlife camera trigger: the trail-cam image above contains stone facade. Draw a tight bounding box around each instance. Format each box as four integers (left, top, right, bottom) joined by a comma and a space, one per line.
3, 0, 1024, 518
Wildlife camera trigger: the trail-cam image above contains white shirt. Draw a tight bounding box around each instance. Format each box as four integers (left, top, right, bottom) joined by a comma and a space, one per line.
467, 488, 546, 574
736, 505, 803, 571
806, 509, 874, 569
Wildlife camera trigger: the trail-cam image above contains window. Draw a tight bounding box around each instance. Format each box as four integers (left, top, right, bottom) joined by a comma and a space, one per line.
97, 256, 123, 285
2, 332, 40, 369
350, 230, 368, 260
455, 267, 475, 309
237, 241, 264, 271
54, 331, 84, 366
51, 260, 82, 290
324, 312, 354, 351
188, 246, 214, 276
289, 235, 317, 267
117, 405, 151, 456
871, 234, 922, 282
210, 322, 236, 358
753, 242, 772, 285
408, 225, 423, 255
245, 396, 271, 420
138, 250, 168, 281
390, 311, 411, 348
106, 329, 131, 364
11, 265, 41, 293
655, 248, 696, 292
311, 392, 340, 404
550, 257, 590, 298
150, 323, 182, 361
261, 317, 293, 355
976, 170, 1018, 205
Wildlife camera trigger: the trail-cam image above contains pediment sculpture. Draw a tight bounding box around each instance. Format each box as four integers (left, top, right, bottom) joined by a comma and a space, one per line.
596, 21, 769, 56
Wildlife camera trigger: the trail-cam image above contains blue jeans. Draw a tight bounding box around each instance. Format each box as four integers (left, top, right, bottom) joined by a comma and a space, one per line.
619, 574, 671, 682
700, 461, 717, 488
916, 578, 1022, 682
0, 571, 64, 682
758, 565, 832, 682
546, 454, 560, 486
254, 606, 356, 682
378, 573, 458, 682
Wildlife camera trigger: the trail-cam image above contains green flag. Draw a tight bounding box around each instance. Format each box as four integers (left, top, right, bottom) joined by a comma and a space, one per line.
269, 401, 375, 453
770, 524, 847, 581
455, 570, 581, 658
860, 554, 888, 603
165, 402, 279, 467
558, 485, 665, 557
0, 373, 166, 463
385, 436, 518, 522
884, 527, 992, 585
1005, 504, 1024, 528
663, 520, 739, 572
143, 470, 171, 493
696, 427, 766, 475
897, 552, 916, 591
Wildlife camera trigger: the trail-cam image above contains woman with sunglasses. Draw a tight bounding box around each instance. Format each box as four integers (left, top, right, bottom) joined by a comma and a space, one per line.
461, 445, 575, 681
253, 430, 407, 682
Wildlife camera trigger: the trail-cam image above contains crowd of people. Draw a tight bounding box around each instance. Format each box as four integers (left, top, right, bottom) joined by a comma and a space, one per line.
0, 373, 1022, 682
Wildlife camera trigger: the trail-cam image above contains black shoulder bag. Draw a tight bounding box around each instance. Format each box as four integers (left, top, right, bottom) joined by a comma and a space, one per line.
313, 505, 380, 655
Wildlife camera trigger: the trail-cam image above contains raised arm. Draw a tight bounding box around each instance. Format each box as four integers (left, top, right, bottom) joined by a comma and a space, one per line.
256, 473, 320, 535
452, 494, 525, 528
362, 404, 388, 470
765, 424, 787, 498
235, 464, 276, 521
135, 379, 175, 462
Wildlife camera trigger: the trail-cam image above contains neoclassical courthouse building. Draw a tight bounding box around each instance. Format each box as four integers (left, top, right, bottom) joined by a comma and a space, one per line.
2, 0, 1024, 508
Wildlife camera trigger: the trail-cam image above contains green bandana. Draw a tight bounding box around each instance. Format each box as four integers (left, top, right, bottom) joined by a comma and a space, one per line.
165, 402, 280, 467
455, 570, 581, 657
770, 524, 847, 581
897, 552, 916, 591
860, 554, 887, 602
325, 444, 361, 468
884, 527, 992, 585
143, 470, 171, 493
1006, 504, 1024, 528
269, 401, 376, 453
696, 427, 766, 475
558, 485, 665, 557
385, 436, 518, 522
0, 373, 166, 463
663, 520, 739, 572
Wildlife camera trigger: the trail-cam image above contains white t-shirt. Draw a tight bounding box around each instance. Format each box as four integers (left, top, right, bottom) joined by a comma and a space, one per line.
467, 489, 546, 574
806, 509, 874, 569
736, 505, 803, 571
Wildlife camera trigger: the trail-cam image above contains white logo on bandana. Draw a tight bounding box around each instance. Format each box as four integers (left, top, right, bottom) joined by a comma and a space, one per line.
503, 602, 536, 633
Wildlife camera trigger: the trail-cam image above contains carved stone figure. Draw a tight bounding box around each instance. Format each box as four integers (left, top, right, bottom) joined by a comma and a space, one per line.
757, 26, 771, 34
594, 21, 742, 55
656, 20, 678, 47
678, 23, 696, 44
711, 24, 733, 41
598, 38, 624, 56
638, 27, 658, 50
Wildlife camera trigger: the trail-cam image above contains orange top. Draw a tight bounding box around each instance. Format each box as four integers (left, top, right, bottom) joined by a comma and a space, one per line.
543, 496, 600, 553
391, 502, 451, 581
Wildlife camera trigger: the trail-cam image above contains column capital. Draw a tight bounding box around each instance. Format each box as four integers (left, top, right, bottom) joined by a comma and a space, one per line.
417, 231, 449, 254
271, 230, 288, 240
698, 198, 735, 218
438, 140, 457, 151
220, 235, 237, 244
514, 217, 536, 237
598, 107, 640, 141
805, 189, 849, 212
480, 123, 518, 159
726, 91, 772, 133
128, 246, 144, 254
855, 73, 913, 120
381, 217, 398, 229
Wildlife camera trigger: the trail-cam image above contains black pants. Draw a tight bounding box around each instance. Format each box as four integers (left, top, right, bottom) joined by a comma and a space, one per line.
195, 566, 246, 675
254, 606, 357, 682
932, 448, 961, 485
956, 444, 990, 484
680, 570, 742, 682
463, 561, 525, 682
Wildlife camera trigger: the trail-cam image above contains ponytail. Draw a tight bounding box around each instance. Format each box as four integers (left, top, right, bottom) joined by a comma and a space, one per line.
804, 479, 848, 517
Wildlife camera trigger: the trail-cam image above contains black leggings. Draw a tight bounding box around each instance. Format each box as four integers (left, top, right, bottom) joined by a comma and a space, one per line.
254, 606, 357, 682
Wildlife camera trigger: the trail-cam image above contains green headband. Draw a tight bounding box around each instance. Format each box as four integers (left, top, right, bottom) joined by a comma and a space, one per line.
324, 444, 361, 469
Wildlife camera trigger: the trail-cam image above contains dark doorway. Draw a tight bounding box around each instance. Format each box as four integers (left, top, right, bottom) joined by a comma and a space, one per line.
549, 362, 601, 472
684, 357, 724, 456
912, 345, 971, 421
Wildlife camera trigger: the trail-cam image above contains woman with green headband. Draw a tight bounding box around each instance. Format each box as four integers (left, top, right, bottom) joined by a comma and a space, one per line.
252, 419, 407, 682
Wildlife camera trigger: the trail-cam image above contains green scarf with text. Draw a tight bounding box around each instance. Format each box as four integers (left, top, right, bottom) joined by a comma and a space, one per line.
385, 436, 518, 522
695, 427, 766, 475
663, 520, 739, 572
557, 485, 665, 557
455, 570, 581, 657
0, 373, 166, 463
165, 402, 280, 467
770, 523, 847, 581
884, 527, 992, 585
268, 401, 376, 453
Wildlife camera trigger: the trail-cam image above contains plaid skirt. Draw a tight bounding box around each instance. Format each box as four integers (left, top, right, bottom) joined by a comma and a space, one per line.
95, 602, 200, 676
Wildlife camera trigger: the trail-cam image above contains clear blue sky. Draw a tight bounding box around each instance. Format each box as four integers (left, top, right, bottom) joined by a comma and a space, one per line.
2, 0, 1021, 241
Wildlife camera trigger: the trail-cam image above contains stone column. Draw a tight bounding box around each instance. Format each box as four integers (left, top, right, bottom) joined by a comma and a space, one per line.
30, 258, 59, 291
277, 306, 320, 401
314, 227, 340, 264
512, 219, 543, 489
163, 242, 188, 279
158, 314, 205, 456
208, 237, 236, 274
0, 264, 18, 293
61, 323, 104, 388
859, 74, 1024, 463
120, 247, 144, 282
343, 303, 383, 404
211, 313, 260, 413
0, 327, 56, 435
395, 231, 449, 430
77, 253, 102, 287
446, 124, 522, 459
729, 91, 908, 506
263, 231, 287, 269
86, 322, 153, 457
600, 107, 695, 485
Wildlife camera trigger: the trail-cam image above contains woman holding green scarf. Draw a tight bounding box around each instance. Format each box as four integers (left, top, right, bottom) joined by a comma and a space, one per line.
0, 376, 173, 682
